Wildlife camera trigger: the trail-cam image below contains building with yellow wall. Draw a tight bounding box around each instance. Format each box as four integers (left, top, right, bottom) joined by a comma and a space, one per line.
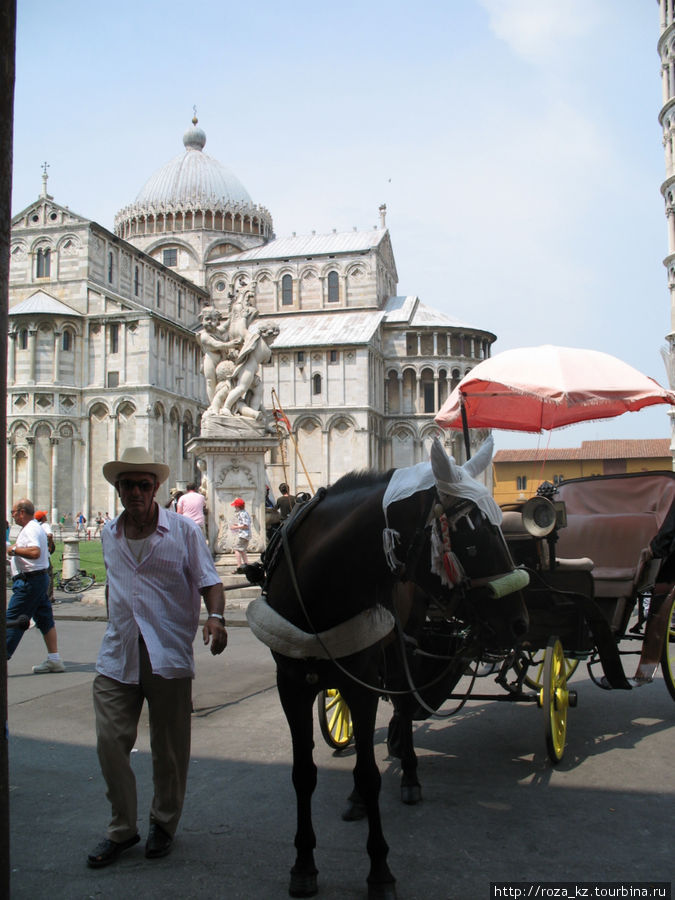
493, 439, 672, 506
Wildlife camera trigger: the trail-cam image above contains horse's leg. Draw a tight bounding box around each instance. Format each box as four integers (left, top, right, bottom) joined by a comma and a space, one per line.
277, 670, 319, 898
387, 707, 421, 805
344, 688, 397, 900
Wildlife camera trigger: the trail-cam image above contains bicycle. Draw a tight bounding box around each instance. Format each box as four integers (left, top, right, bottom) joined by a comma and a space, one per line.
54, 569, 96, 593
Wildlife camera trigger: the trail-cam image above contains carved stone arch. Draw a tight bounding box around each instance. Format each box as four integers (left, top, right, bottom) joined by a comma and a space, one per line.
293, 414, 323, 436
205, 238, 244, 260
299, 264, 320, 281
58, 423, 75, 438
326, 412, 357, 433
32, 420, 53, 439
10, 239, 27, 260
345, 261, 367, 278
10, 421, 29, 444
318, 261, 340, 279
30, 236, 55, 252
116, 399, 137, 419
56, 233, 81, 254
153, 401, 166, 422
253, 268, 274, 285
420, 424, 444, 461
276, 265, 295, 283
88, 400, 111, 421
147, 238, 199, 267
209, 272, 230, 297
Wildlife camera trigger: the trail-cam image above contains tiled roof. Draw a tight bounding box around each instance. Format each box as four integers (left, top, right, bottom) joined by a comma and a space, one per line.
494, 439, 672, 463
10, 290, 82, 317
270, 311, 384, 348
220, 228, 386, 263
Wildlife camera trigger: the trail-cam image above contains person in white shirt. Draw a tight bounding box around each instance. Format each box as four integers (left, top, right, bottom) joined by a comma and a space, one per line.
87, 447, 228, 870
6, 499, 65, 673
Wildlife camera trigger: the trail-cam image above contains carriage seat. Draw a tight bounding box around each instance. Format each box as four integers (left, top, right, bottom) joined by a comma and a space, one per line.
500, 510, 594, 573
553, 471, 675, 601
556, 512, 659, 598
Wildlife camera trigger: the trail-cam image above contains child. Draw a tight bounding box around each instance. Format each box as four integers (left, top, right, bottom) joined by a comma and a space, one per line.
230, 498, 251, 572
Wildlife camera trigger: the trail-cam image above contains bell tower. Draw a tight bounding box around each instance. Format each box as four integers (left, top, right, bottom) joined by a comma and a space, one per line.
657, 0, 675, 447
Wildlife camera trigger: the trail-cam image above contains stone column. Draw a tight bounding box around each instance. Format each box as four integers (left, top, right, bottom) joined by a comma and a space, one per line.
6, 438, 13, 511
28, 329, 37, 383
26, 436, 36, 501
50, 437, 59, 522
53, 330, 61, 383
7, 332, 15, 385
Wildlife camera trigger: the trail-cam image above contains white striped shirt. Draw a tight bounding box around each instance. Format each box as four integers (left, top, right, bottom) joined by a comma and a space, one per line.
97, 505, 221, 683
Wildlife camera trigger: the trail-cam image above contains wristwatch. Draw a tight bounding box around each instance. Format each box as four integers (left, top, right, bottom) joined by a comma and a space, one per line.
208, 613, 225, 623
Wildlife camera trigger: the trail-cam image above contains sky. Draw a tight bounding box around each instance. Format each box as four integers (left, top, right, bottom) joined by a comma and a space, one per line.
11, 0, 673, 451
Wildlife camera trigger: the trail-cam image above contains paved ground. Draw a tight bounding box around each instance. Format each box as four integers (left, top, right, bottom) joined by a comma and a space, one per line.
5, 605, 675, 900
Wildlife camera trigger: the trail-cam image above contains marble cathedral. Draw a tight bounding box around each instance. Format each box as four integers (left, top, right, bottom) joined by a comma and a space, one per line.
7, 118, 495, 521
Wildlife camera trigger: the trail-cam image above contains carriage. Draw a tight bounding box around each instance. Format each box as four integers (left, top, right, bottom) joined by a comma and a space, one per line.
246, 346, 675, 898
317, 466, 675, 764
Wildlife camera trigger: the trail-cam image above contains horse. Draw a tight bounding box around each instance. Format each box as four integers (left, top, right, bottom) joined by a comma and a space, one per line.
246, 437, 529, 899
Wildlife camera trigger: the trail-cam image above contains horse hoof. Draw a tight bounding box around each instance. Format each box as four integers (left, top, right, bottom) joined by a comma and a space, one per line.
289, 868, 318, 897
368, 880, 397, 899
341, 801, 367, 821
401, 784, 422, 805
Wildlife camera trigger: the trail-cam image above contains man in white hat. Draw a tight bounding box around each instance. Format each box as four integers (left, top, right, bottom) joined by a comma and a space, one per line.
87, 447, 228, 869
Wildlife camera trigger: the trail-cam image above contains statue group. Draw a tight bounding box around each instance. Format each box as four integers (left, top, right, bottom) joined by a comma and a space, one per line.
199, 280, 279, 431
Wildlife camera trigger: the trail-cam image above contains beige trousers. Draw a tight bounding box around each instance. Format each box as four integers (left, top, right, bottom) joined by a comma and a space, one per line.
93, 639, 192, 842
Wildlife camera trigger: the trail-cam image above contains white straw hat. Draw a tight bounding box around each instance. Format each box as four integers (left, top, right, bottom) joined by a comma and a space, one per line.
102, 447, 170, 486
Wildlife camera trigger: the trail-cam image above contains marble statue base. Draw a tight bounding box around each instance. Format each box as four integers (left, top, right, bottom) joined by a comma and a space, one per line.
187, 425, 277, 560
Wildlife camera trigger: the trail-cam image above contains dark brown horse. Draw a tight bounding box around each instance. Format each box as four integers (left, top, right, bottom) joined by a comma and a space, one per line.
247, 438, 528, 898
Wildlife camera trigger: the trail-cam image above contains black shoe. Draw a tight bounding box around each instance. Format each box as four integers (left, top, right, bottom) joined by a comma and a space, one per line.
145, 823, 173, 859
87, 834, 140, 868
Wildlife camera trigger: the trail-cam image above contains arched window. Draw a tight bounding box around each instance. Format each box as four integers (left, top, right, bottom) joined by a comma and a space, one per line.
134, 266, 140, 296
312, 373, 322, 395
327, 270, 339, 303
281, 274, 293, 305
62, 329, 73, 352
18, 329, 28, 350
36, 248, 50, 277
108, 252, 114, 283
156, 281, 161, 307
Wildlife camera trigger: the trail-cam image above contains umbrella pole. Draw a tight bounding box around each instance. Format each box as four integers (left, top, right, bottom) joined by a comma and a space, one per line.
460, 400, 471, 461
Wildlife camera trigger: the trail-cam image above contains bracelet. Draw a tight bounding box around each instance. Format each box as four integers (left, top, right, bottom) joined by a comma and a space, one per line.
208, 613, 225, 623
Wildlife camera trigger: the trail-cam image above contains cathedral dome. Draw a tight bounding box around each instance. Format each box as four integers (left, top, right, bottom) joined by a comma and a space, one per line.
114, 117, 273, 242
134, 121, 253, 208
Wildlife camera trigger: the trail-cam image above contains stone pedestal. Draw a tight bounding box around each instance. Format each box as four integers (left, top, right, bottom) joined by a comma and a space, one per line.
62, 537, 81, 579
187, 423, 277, 561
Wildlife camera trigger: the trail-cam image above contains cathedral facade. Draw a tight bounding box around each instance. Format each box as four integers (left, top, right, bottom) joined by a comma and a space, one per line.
7, 119, 495, 521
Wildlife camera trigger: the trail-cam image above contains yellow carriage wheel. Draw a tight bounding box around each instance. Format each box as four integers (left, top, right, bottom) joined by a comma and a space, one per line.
661, 592, 675, 702
318, 689, 354, 750
539, 637, 572, 764
515, 650, 579, 691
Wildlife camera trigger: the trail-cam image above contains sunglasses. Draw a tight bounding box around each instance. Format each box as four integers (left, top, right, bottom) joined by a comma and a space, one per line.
118, 479, 156, 492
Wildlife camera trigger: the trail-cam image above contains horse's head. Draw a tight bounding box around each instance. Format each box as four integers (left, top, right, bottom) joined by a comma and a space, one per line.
425, 436, 529, 647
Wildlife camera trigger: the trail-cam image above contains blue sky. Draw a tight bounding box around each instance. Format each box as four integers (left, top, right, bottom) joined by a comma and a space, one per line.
12, 0, 672, 449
